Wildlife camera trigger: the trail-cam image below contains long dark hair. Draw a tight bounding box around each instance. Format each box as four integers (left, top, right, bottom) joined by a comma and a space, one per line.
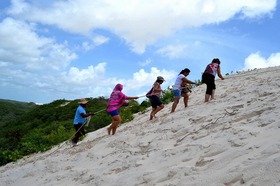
179, 68, 190, 75
212, 58, 221, 64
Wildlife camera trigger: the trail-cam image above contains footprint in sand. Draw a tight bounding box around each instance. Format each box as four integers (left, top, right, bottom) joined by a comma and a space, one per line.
224, 174, 245, 186
195, 158, 214, 167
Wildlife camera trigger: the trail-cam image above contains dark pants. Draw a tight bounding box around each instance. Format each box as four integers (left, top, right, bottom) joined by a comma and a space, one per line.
72, 123, 86, 144
202, 73, 216, 95
149, 95, 163, 108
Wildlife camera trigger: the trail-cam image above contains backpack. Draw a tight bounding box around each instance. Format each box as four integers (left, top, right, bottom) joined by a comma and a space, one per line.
146, 87, 153, 98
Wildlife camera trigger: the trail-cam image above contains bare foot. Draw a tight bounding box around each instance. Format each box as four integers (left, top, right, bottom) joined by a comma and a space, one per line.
107, 127, 111, 135
149, 115, 153, 120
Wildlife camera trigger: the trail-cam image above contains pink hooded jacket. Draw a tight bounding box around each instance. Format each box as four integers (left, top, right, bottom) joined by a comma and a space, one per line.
107, 84, 127, 112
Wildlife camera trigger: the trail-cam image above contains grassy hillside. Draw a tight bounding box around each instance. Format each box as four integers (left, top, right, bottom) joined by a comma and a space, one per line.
0, 97, 153, 166
0, 99, 37, 127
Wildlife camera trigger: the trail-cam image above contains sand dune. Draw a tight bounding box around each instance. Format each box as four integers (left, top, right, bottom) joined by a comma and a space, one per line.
1, 66, 280, 186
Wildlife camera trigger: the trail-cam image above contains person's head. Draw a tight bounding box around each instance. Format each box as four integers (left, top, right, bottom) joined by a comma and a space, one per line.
179, 68, 190, 76
212, 58, 221, 64
78, 98, 88, 107
156, 76, 165, 84
114, 84, 123, 91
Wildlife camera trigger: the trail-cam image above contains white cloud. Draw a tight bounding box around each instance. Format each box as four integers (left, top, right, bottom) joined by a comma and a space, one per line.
43, 65, 176, 100
243, 52, 280, 70
92, 35, 109, 46
82, 35, 109, 51
0, 17, 77, 71
7, 0, 277, 54
59, 66, 177, 97
61, 63, 107, 85
124, 67, 177, 90
1, 0, 278, 103
138, 58, 152, 67
157, 44, 187, 59
239, 0, 277, 18
82, 42, 91, 51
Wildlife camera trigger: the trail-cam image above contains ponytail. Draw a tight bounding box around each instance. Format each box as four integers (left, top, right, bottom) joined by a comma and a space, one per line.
179, 68, 190, 75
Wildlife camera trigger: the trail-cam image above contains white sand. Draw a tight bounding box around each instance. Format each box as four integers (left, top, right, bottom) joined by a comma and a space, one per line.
1, 66, 280, 186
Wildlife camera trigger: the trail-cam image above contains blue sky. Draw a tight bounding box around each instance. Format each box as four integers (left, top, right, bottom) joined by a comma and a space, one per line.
0, 0, 279, 104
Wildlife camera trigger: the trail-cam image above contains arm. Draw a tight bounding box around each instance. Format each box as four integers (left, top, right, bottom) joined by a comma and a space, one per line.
153, 82, 163, 93
217, 66, 224, 80
181, 81, 193, 93
153, 82, 166, 94
183, 77, 199, 86
80, 112, 94, 118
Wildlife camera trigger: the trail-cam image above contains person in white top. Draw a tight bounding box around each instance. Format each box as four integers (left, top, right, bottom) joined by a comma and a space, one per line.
171, 68, 198, 113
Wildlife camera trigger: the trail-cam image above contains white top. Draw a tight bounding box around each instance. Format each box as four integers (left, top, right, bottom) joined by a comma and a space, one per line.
172, 74, 185, 90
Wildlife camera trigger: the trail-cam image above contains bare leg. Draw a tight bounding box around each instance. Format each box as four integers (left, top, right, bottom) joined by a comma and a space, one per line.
112, 126, 118, 135
151, 104, 164, 118
150, 108, 156, 120
205, 94, 210, 102
171, 98, 180, 113
108, 115, 121, 135
182, 94, 189, 107
107, 124, 111, 135
211, 90, 215, 100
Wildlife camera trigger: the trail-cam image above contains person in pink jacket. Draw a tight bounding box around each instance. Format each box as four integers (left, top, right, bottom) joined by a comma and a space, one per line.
107, 84, 139, 135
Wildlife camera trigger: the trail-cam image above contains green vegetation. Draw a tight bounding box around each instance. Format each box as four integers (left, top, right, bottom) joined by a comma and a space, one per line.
0, 90, 180, 166
0, 83, 205, 166
0, 99, 37, 127
0, 97, 110, 166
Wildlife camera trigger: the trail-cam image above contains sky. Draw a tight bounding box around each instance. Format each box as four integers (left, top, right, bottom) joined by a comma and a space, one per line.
0, 0, 279, 104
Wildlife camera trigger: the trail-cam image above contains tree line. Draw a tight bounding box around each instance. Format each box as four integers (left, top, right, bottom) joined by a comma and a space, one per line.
0, 79, 210, 167
0, 88, 181, 166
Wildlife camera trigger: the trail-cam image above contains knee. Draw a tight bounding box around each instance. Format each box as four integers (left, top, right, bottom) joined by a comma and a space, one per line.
174, 99, 180, 104
113, 117, 121, 123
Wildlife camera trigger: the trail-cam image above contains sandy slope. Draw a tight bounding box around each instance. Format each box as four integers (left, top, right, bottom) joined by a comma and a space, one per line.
1, 66, 280, 186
